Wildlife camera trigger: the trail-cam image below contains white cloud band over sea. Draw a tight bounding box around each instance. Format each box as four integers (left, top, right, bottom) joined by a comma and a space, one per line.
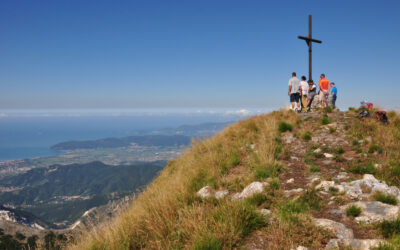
0, 107, 276, 118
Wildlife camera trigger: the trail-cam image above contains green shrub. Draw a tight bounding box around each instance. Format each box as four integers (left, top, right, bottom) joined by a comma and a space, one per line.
321, 115, 331, 125
254, 164, 283, 180
374, 192, 398, 205
346, 205, 362, 217
269, 179, 280, 190
329, 186, 339, 195
302, 131, 312, 141
349, 107, 356, 111
325, 106, 333, 113
245, 193, 270, 207
381, 218, 400, 237
298, 190, 323, 211
278, 122, 293, 133
193, 237, 222, 250
230, 153, 241, 166
336, 147, 345, 154
369, 144, 383, 154
309, 166, 321, 172
352, 140, 359, 146
329, 127, 336, 133
279, 201, 306, 224
348, 163, 376, 174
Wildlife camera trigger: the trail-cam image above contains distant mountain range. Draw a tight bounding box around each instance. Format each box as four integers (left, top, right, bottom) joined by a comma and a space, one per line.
51, 135, 191, 150
0, 161, 165, 228
50, 121, 234, 151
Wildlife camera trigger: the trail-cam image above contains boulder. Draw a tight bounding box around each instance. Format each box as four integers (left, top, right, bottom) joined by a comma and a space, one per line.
340, 201, 400, 223
215, 190, 229, 199
343, 174, 400, 201
197, 186, 213, 198
232, 181, 269, 200
260, 208, 271, 217
313, 218, 354, 240
326, 239, 383, 250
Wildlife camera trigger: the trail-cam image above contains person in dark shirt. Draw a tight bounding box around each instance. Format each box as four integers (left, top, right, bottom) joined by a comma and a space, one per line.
307, 80, 317, 112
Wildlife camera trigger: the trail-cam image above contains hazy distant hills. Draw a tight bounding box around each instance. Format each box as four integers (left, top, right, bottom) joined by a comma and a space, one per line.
51, 135, 191, 150
154, 121, 233, 136
0, 161, 165, 228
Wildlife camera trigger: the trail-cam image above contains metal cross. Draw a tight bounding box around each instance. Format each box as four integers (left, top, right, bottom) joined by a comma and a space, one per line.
298, 15, 322, 81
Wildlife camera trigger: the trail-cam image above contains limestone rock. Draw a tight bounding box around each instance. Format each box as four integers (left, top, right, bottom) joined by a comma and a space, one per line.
324, 153, 334, 158
313, 218, 354, 240
326, 239, 384, 250
284, 188, 304, 197
286, 178, 294, 184
232, 181, 268, 200
291, 246, 309, 250
314, 148, 322, 153
215, 190, 229, 199
260, 208, 271, 217
340, 201, 400, 223
197, 186, 213, 198
335, 172, 349, 181
343, 174, 400, 201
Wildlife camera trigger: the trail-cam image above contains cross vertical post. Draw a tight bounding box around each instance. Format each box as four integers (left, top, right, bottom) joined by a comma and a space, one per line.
298, 15, 322, 81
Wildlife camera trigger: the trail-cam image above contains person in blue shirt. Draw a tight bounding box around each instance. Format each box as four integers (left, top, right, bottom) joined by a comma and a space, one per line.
330, 82, 338, 107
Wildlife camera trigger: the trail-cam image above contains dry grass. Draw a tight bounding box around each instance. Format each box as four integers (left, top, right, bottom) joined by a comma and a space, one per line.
70, 110, 301, 249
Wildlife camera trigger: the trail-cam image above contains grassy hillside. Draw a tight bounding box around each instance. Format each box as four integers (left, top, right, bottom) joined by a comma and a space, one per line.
71, 109, 400, 249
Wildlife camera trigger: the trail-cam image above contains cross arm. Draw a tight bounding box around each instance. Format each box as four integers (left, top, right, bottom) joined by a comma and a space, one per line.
298, 36, 322, 44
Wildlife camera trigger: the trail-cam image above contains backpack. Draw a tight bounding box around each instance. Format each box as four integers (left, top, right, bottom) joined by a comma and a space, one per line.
359, 110, 370, 118
376, 111, 388, 124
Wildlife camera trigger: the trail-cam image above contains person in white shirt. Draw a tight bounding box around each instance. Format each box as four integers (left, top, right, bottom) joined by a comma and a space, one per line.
299, 76, 309, 112
288, 72, 301, 112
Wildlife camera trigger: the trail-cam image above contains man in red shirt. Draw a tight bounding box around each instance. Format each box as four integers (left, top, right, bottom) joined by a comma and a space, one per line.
318, 73, 330, 108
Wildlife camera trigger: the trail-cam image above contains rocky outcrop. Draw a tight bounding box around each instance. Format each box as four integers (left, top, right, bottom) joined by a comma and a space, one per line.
340, 201, 400, 223
313, 218, 384, 249
342, 174, 400, 201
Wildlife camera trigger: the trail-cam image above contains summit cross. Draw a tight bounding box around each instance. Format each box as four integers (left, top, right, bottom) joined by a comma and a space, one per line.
298, 15, 322, 81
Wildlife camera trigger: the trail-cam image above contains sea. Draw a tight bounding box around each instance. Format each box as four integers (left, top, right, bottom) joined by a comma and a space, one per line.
0, 108, 271, 161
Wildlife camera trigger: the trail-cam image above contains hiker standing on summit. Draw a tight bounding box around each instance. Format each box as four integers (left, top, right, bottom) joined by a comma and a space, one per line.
318, 73, 330, 108
288, 72, 301, 112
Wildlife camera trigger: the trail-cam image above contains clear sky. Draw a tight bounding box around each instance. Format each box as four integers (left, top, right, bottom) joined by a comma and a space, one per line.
1, 0, 399, 110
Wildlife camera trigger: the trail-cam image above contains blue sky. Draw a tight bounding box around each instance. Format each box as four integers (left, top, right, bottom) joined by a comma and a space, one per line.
1, 0, 399, 111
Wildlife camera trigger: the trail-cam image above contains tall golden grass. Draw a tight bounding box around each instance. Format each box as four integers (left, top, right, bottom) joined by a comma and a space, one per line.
70, 110, 299, 249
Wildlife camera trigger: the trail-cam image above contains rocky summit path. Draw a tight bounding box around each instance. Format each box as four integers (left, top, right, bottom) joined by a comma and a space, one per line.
196, 110, 400, 249
245, 111, 397, 249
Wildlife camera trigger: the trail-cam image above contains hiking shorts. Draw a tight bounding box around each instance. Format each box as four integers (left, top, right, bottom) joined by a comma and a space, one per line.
290, 93, 300, 103
319, 90, 328, 101
307, 92, 316, 100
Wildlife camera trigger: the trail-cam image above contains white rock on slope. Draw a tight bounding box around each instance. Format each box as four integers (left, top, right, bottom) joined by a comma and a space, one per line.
197, 186, 213, 198
342, 174, 400, 201
340, 201, 400, 223
232, 181, 269, 200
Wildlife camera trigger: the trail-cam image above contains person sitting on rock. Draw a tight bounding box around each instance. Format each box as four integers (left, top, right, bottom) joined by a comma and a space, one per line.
307, 80, 317, 112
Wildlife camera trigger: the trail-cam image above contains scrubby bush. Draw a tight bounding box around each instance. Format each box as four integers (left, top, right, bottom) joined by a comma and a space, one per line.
336, 147, 345, 154
278, 121, 293, 133
374, 192, 398, 205
329, 127, 336, 133
381, 218, 400, 237
324, 106, 333, 113
369, 144, 383, 154
346, 205, 362, 217
348, 163, 376, 175
309, 166, 321, 172
321, 115, 331, 125
302, 131, 312, 141
298, 190, 323, 211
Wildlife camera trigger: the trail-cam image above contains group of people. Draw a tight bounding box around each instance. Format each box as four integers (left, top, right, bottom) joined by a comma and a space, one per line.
288, 72, 337, 112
